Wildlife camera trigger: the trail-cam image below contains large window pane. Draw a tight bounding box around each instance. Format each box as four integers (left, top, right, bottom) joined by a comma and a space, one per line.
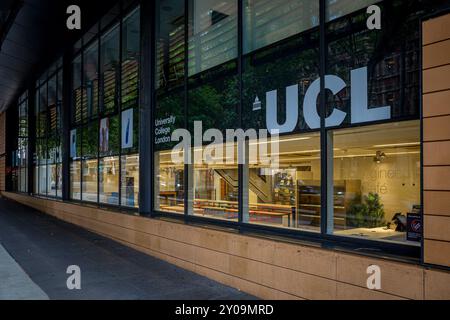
325, 1, 424, 128
188, 0, 237, 75
121, 154, 139, 208
82, 159, 98, 202
83, 123, 99, 158
154, 150, 185, 214
246, 133, 321, 231
155, 0, 186, 214
47, 164, 57, 197
47, 135, 58, 197
157, 0, 185, 90
122, 8, 140, 110
72, 55, 83, 124
101, 25, 120, 115
243, 0, 319, 54
81, 123, 98, 202
191, 143, 238, 222
99, 156, 119, 205
84, 42, 99, 119
37, 138, 47, 196
56, 164, 62, 198
328, 120, 420, 245
188, 62, 239, 133
242, 21, 319, 131
70, 161, 81, 200
38, 165, 47, 196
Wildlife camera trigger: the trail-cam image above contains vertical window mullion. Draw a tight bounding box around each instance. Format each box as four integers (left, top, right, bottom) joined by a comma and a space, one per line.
97, 29, 101, 204
118, 3, 124, 207
80, 46, 84, 202
319, 0, 328, 235
237, 0, 244, 226
183, 0, 189, 218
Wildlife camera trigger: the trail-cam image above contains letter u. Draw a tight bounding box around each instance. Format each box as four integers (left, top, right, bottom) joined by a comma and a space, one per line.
266, 84, 298, 134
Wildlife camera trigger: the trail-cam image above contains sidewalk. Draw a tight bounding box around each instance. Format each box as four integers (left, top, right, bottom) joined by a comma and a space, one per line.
0, 244, 48, 300
0, 197, 255, 300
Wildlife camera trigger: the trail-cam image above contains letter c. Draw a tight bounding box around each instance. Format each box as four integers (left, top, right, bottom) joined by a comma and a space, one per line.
303, 75, 347, 129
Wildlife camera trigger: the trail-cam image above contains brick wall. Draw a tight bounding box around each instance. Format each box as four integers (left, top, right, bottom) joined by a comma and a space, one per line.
423, 13, 450, 267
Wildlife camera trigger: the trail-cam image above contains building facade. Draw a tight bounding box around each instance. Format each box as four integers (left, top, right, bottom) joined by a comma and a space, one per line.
1, 0, 450, 299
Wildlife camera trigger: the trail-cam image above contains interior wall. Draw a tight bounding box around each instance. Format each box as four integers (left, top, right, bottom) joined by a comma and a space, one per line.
333, 154, 420, 221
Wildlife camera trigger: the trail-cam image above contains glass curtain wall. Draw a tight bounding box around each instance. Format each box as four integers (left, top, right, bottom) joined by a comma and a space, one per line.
70, 5, 140, 207
149, 0, 442, 247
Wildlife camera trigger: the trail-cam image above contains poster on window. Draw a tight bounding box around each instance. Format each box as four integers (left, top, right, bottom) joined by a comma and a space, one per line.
70, 129, 77, 158
121, 108, 133, 149
100, 118, 109, 152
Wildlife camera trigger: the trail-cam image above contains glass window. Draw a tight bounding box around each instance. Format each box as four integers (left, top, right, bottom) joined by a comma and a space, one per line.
84, 42, 99, 120
328, 120, 420, 245
72, 55, 83, 124
155, 1, 186, 214
242, 21, 320, 133
122, 8, 140, 110
188, 0, 238, 75
81, 123, 98, 202
70, 161, 81, 200
56, 164, 63, 198
157, 0, 185, 90
154, 150, 185, 214
245, 133, 321, 231
99, 157, 119, 205
34, 166, 38, 194
101, 25, 120, 115
188, 62, 239, 133
326, 0, 380, 22
325, 1, 422, 126
82, 159, 98, 202
48, 76, 58, 133
38, 84, 47, 139
243, 0, 319, 54
121, 154, 139, 208
186, 61, 239, 221
83, 122, 99, 159
47, 135, 58, 197
190, 142, 238, 222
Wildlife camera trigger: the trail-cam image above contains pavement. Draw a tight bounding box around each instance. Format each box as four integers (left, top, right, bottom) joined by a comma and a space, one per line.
0, 197, 255, 300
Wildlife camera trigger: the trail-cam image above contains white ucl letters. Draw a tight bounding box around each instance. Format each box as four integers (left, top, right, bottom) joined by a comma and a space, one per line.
265, 66, 391, 133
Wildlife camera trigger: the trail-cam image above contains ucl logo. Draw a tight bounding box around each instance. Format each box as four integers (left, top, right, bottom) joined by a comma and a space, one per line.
264, 67, 391, 134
